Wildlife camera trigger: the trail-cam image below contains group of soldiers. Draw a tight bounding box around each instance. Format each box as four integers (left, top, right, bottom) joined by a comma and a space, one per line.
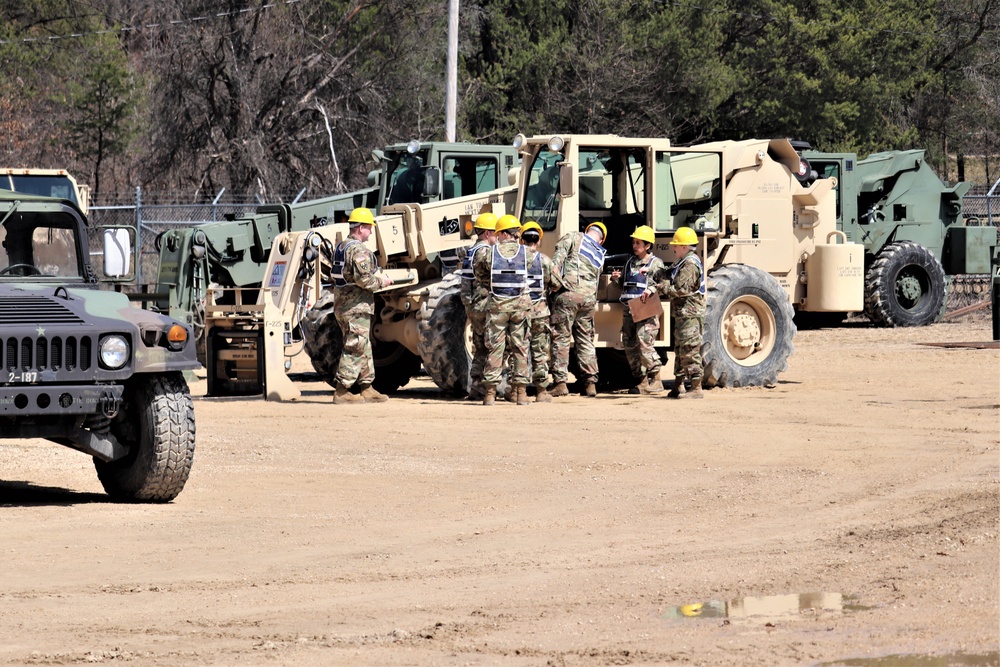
328, 207, 707, 405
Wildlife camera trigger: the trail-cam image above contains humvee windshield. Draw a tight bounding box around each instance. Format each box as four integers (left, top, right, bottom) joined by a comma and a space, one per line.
0, 212, 84, 279
0, 174, 80, 207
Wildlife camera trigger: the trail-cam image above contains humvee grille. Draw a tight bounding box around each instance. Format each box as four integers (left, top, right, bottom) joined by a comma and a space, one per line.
2, 335, 94, 373
0, 296, 86, 325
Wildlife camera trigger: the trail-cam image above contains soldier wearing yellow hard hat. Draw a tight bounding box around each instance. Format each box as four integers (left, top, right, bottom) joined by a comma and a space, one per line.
472, 214, 533, 405
648, 226, 706, 398
459, 211, 499, 399
611, 225, 665, 395
331, 208, 393, 404
520, 221, 563, 402
548, 220, 608, 397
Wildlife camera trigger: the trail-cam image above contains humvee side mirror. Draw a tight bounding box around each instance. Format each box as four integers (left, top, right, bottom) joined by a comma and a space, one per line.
101, 225, 136, 280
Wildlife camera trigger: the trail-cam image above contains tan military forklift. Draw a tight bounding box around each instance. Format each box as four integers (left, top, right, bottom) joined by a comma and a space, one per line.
215, 133, 868, 397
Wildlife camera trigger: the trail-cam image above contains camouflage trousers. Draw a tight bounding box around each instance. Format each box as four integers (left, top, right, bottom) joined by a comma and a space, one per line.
622, 309, 662, 380
468, 311, 488, 388
550, 291, 598, 383
672, 316, 704, 381
484, 310, 530, 386
528, 316, 551, 386
335, 306, 374, 388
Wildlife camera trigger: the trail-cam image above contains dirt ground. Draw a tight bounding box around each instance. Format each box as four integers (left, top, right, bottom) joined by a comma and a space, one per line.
1, 317, 998, 666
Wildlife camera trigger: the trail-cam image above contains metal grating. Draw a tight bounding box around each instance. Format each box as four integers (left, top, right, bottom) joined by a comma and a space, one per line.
1, 335, 93, 373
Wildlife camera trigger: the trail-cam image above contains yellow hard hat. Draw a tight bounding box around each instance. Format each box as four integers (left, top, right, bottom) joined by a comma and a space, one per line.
669, 226, 698, 245
495, 214, 521, 233
474, 212, 498, 231
585, 221, 607, 244
520, 220, 543, 241
348, 207, 376, 226
630, 225, 655, 245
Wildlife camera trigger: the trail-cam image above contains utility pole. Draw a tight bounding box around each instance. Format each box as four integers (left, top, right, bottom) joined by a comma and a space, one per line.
446, 0, 458, 142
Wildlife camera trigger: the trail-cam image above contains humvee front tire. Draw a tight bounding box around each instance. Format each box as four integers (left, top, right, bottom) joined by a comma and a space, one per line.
702, 264, 796, 388
417, 272, 471, 394
864, 242, 946, 327
95, 373, 195, 503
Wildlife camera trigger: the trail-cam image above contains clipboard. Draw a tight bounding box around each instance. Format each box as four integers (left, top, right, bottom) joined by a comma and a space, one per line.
627, 294, 663, 321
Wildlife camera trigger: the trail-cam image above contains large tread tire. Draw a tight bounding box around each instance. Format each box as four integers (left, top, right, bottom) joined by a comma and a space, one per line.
416, 273, 471, 394
300, 291, 342, 383
702, 264, 796, 388
300, 291, 420, 392
95, 373, 196, 503
864, 242, 946, 327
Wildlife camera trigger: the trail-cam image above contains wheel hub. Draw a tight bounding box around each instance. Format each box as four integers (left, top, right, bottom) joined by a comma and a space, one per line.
725, 306, 761, 351
896, 274, 922, 303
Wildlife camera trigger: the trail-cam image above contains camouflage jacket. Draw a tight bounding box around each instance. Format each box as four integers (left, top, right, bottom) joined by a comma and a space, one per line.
473, 239, 533, 314
551, 231, 602, 296
334, 240, 384, 315
651, 249, 706, 319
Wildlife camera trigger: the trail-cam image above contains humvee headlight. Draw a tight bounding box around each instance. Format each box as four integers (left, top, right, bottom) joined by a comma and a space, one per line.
512, 133, 527, 150
406, 139, 421, 154
99, 335, 130, 369
547, 136, 565, 152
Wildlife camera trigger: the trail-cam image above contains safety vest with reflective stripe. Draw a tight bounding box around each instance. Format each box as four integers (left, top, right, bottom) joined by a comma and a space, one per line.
619, 256, 649, 302
490, 244, 528, 298
527, 251, 544, 302
578, 233, 607, 269
459, 241, 489, 282
671, 253, 706, 295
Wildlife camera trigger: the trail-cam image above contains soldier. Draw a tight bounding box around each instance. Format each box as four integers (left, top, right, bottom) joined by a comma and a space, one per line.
611, 225, 665, 395
549, 221, 608, 397
520, 221, 562, 403
473, 214, 533, 406
648, 226, 706, 399
458, 212, 497, 399
331, 207, 394, 404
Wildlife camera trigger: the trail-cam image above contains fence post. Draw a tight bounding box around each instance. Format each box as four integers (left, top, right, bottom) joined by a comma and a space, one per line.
135, 186, 143, 286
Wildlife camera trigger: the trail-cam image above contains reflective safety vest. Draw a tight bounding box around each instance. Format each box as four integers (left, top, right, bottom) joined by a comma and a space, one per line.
619, 256, 649, 302
490, 244, 528, 298
579, 233, 607, 269
527, 252, 544, 302
332, 239, 362, 288
459, 241, 489, 282
671, 253, 706, 295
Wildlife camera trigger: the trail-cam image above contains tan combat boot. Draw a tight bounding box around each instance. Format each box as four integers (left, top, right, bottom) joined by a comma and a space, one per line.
360, 385, 389, 403
333, 383, 364, 405
548, 381, 569, 397
667, 378, 686, 399
516, 384, 531, 406
534, 384, 553, 403
504, 386, 517, 403
482, 387, 497, 406
582, 380, 597, 397
680, 378, 704, 399
646, 375, 664, 394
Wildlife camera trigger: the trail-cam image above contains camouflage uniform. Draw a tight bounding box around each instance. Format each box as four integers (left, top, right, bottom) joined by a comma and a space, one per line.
473, 238, 533, 387
459, 240, 494, 394
526, 250, 562, 388
616, 253, 665, 381
652, 248, 706, 382
550, 231, 605, 385
333, 239, 386, 388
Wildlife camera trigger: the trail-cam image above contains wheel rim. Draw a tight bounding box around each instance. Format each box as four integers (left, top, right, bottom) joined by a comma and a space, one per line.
721, 295, 776, 367
894, 266, 930, 311
463, 317, 474, 359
